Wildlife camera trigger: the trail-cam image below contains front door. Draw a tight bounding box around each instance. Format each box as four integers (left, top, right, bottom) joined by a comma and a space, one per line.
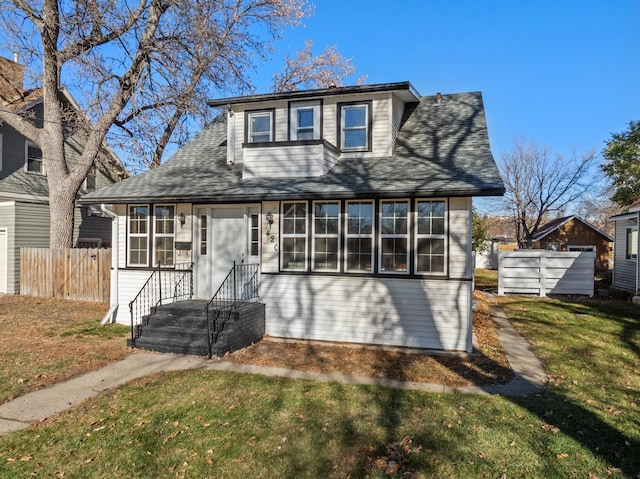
194, 205, 260, 298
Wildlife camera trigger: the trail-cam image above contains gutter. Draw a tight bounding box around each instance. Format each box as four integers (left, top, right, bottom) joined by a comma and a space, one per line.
100, 204, 119, 325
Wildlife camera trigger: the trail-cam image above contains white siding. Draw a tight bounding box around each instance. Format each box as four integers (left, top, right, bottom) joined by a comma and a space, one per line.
612, 217, 638, 292
113, 269, 157, 324
371, 95, 391, 156
175, 203, 193, 243
0, 228, 7, 293
243, 142, 336, 178
114, 204, 127, 269
233, 100, 287, 161
391, 93, 406, 149
449, 197, 472, 279
231, 92, 398, 166
322, 100, 338, 146
262, 274, 472, 352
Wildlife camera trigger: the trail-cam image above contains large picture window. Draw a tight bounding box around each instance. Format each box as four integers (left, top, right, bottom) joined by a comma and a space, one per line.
128, 205, 149, 266
627, 228, 638, 260
415, 200, 446, 274
312, 201, 340, 271
281, 202, 307, 270
247, 110, 273, 143
290, 100, 321, 141
154, 205, 175, 266
379, 200, 409, 273
339, 102, 370, 151
345, 201, 374, 272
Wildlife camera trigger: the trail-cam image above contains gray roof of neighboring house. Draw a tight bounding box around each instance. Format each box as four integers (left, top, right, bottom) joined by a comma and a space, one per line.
81, 91, 505, 204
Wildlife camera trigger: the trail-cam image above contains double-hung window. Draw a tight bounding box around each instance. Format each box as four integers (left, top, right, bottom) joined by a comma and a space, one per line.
290, 100, 321, 141
281, 202, 307, 270
415, 200, 446, 274
379, 200, 409, 273
247, 110, 273, 143
345, 201, 374, 272
154, 205, 175, 266
25, 140, 43, 174
340, 102, 370, 151
128, 205, 149, 266
627, 228, 638, 260
312, 201, 340, 271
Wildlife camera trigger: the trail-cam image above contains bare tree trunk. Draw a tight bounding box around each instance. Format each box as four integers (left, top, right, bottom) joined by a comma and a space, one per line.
49, 185, 76, 248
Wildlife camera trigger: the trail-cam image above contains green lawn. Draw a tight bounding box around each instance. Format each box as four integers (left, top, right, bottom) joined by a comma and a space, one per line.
1, 294, 638, 478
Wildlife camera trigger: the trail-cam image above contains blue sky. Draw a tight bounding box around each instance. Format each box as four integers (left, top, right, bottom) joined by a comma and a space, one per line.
261, 0, 638, 192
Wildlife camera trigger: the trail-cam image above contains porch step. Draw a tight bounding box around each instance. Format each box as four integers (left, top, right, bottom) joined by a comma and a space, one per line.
131, 300, 265, 357
132, 336, 210, 356
131, 300, 210, 356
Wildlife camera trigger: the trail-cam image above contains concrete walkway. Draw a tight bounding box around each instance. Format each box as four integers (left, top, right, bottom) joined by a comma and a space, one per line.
0, 307, 547, 436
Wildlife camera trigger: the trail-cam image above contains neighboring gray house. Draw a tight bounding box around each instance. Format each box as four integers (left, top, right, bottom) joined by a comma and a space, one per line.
82, 81, 504, 353
610, 199, 640, 294
0, 56, 127, 294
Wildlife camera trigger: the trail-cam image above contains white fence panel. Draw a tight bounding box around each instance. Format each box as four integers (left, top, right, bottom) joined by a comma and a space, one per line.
498, 250, 595, 297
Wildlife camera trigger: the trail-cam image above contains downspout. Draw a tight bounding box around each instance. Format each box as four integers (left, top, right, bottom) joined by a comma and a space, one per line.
100, 204, 119, 325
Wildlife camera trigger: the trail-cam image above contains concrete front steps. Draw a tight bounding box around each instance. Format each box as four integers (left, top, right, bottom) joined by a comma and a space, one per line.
129, 300, 265, 357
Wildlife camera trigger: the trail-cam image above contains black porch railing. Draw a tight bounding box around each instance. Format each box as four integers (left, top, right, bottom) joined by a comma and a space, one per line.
205, 262, 260, 358
129, 262, 193, 346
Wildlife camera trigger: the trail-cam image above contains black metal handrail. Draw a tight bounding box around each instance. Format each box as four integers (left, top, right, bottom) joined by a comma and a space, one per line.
205, 262, 260, 358
129, 262, 193, 347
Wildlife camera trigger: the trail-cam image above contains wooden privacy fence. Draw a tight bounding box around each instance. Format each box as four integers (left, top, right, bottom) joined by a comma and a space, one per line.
20, 248, 111, 303
498, 250, 595, 297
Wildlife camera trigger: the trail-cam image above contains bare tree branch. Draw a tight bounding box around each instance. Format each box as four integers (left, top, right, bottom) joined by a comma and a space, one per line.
500, 138, 598, 248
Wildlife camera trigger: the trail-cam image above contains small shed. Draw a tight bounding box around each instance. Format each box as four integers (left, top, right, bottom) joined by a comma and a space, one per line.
531, 215, 613, 272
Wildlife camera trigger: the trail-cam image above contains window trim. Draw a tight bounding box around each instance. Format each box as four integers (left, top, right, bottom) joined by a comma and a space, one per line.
152, 204, 176, 267
127, 204, 150, 267
249, 211, 260, 258
338, 101, 372, 152
627, 227, 638, 260
344, 200, 375, 273
414, 198, 448, 276
378, 199, 410, 274
25, 140, 44, 174
289, 100, 322, 141
245, 109, 275, 143
311, 200, 340, 272
280, 201, 308, 271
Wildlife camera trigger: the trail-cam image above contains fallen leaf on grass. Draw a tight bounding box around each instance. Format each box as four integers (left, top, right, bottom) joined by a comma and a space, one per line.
556, 453, 568, 459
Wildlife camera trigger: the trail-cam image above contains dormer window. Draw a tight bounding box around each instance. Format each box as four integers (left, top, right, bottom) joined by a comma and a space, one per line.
339, 102, 371, 151
290, 100, 321, 141
247, 110, 274, 143
25, 140, 43, 174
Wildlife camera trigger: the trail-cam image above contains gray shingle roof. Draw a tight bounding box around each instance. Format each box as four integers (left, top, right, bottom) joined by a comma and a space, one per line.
81, 91, 504, 204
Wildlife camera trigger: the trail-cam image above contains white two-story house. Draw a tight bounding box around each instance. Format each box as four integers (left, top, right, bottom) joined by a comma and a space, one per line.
83, 81, 504, 353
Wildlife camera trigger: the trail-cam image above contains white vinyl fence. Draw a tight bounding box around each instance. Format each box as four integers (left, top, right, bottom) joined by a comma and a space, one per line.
498, 250, 595, 297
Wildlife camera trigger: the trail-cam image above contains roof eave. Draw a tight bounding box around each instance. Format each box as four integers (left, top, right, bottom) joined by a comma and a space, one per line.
78, 184, 505, 206
207, 81, 419, 107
